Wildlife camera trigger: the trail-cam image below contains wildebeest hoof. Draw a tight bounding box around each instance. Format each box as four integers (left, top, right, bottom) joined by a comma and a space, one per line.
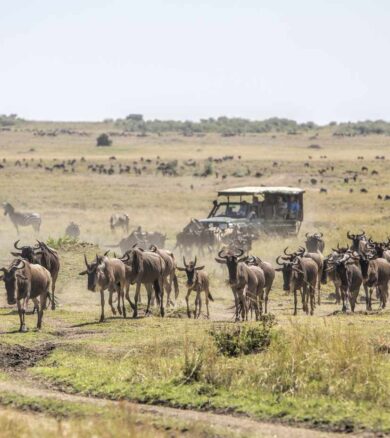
20, 325, 28, 333
99, 317, 105, 323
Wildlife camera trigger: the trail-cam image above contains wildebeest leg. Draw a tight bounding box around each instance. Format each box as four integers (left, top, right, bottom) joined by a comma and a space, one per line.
99, 289, 105, 322
317, 269, 322, 305
18, 298, 28, 332
232, 288, 239, 321
380, 284, 388, 309
133, 283, 141, 318
185, 289, 192, 318
196, 292, 202, 319
125, 285, 135, 311
303, 285, 309, 315
310, 285, 315, 315
158, 278, 165, 317
165, 278, 172, 307
204, 288, 210, 319
240, 288, 247, 321
293, 288, 298, 315
334, 283, 341, 304
264, 287, 270, 314
363, 283, 370, 311
258, 286, 264, 317
108, 290, 117, 315
51, 274, 57, 310
145, 283, 153, 316
118, 283, 126, 318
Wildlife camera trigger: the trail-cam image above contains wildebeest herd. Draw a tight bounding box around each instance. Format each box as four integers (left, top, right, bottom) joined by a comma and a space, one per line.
1, 226, 390, 331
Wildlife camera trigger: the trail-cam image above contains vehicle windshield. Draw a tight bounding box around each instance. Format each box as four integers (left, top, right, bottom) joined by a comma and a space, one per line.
213, 202, 249, 218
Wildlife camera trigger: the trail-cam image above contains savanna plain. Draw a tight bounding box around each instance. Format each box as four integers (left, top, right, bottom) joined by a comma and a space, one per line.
0, 121, 389, 437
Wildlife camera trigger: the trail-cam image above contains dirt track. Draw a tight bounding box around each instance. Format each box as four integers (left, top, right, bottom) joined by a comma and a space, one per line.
0, 375, 356, 438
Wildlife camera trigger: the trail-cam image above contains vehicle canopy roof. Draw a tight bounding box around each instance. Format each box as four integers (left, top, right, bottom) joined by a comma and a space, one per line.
217, 186, 305, 197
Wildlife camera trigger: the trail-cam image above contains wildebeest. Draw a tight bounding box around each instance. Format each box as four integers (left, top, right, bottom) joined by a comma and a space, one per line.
118, 227, 166, 253
326, 251, 362, 312
65, 221, 80, 238
305, 232, 325, 253
149, 245, 179, 306
110, 213, 129, 233
347, 230, 368, 254
276, 256, 318, 315
177, 257, 213, 318
0, 259, 51, 331
365, 254, 390, 309
2, 202, 41, 234
215, 248, 264, 321
79, 254, 127, 322
283, 246, 323, 305
121, 247, 165, 318
11, 240, 60, 310
245, 256, 275, 314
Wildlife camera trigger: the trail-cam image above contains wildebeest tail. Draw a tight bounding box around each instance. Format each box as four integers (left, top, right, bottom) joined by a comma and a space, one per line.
173, 274, 179, 299
208, 291, 214, 302
153, 280, 162, 305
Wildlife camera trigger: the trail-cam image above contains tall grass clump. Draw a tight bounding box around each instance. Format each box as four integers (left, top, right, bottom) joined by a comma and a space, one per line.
243, 320, 390, 405
209, 315, 276, 357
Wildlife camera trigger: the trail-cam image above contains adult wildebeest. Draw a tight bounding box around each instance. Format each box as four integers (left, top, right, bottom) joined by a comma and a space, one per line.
0, 259, 51, 332
365, 254, 390, 309
305, 232, 325, 253
110, 213, 129, 234
245, 256, 275, 314
3, 202, 41, 234
177, 257, 213, 318
283, 246, 323, 305
79, 254, 127, 322
276, 256, 318, 315
347, 230, 369, 254
326, 252, 362, 312
11, 240, 60, 310
215, 248, 264, 321
65, 221, 80, 238
121, 247, 165, 318
149, 245, 179, 307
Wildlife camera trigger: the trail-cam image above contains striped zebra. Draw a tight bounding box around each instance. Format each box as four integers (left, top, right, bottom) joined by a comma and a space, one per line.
2, 202, 41, 234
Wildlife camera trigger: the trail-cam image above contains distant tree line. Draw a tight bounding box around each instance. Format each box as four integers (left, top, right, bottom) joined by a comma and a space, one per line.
0, 114, 22, 127
114, 115, 318, 135
114, 115, 390, 136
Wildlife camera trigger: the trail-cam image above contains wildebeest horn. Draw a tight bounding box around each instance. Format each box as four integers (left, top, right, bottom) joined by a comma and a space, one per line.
283, 247, 293, 256
0, 267, 7, 273
234, 248, 244, 258
84, 254, 89, 268
305, 232, 309, 238
183, 256, 188, 268
347, 231, 353, 239
14, 240, 23, 250
149, 244, 157, 252
15, 260, 25, 270
357, 230, 365, 237
276, 256, 284, 266
104, 250, 110, 256
218, 249, 227, 259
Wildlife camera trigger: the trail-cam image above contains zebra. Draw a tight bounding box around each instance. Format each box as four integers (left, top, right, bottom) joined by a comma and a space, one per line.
2, 202, 41, 234
110, 213, 129, 234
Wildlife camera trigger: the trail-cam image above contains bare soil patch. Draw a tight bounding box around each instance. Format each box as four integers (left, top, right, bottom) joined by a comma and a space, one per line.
0, 343, 55, 369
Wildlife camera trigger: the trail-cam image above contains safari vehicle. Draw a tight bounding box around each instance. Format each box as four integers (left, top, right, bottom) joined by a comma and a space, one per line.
199, 186, 304, 235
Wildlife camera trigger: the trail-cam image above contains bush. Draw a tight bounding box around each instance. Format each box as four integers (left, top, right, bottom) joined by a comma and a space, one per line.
209, 315, 276, 357
96, 133, 112, 147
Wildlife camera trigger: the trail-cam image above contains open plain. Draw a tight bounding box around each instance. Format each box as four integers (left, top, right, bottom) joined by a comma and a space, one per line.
0, 121, 390, 436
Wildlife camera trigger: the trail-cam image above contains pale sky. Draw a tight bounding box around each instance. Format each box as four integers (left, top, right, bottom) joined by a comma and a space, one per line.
1, 0, 389, 123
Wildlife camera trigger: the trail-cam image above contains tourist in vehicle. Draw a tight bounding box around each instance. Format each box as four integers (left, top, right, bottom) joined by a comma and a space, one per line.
288, 196, 300, 218
276, 196, 288, 218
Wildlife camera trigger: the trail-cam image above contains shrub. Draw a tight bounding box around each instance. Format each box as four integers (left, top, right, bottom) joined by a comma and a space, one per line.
209, 315, 276, 357
96, 133, 112, 147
